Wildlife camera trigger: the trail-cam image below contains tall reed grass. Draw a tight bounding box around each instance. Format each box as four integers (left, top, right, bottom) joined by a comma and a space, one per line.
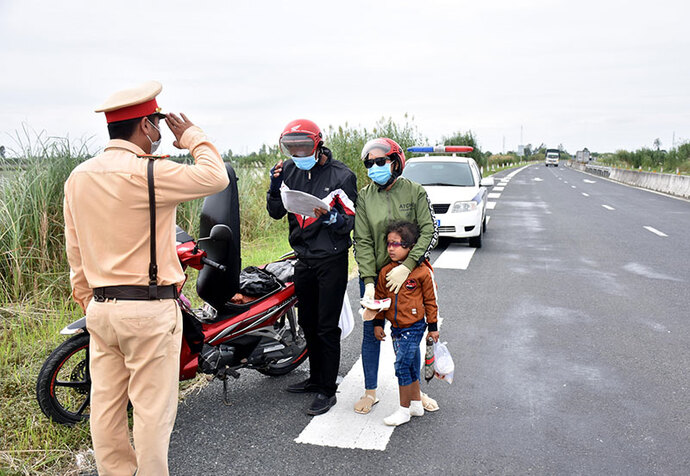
0, 132, 89, 304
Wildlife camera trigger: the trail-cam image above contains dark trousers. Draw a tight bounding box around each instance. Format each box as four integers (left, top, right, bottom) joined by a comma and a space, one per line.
294, 252, 348, 397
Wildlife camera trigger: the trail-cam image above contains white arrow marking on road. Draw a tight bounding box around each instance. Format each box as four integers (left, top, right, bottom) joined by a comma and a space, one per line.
643, 226, 668, 237
433, 244, 476, 269
584, 179, 596, 183
582, 193, 590, 197
533, 177, 543, 182
488, 192, 501, 199
487, 201, 496, 210
602, 205, 615, 210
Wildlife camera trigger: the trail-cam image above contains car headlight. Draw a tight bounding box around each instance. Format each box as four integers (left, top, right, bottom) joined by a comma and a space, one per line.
451, 201, 478, 213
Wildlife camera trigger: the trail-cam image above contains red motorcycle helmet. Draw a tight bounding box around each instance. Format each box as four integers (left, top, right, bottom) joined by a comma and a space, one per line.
360, 137, 406, 173
279, 119, 323, 158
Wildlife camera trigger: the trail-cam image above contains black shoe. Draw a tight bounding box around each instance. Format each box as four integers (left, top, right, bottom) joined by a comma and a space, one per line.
307, 393, 337, 415
286, 378, 317, 394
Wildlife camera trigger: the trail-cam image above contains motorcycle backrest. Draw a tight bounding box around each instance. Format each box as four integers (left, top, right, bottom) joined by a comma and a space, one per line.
196, 163, 242, 309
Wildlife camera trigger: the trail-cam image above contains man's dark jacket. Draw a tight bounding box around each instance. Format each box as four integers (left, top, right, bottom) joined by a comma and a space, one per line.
266, 151, 357, 260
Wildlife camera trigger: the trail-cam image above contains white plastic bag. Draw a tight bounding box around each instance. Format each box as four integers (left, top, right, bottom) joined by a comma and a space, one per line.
338, 294, 354, 340
433, 341, 454, 384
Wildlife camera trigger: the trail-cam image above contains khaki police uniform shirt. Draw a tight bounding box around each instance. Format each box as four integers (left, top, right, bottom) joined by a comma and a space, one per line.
64, 126, 230, 311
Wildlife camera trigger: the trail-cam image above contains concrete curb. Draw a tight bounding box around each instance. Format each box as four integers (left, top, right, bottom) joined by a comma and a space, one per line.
568, 162, 690, 199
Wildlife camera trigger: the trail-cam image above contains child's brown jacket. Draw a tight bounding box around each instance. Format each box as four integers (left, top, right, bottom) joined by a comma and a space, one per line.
373, 260, 438, 332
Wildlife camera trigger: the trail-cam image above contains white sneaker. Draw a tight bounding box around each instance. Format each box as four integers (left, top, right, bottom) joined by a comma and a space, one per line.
384, 406, 411, 426
409, 400, 424, 417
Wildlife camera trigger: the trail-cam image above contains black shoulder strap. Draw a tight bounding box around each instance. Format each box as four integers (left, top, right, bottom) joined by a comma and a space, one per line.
147, 158, 158, 299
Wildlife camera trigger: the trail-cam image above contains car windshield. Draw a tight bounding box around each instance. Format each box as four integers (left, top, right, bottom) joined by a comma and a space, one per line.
403, 161, 475, 187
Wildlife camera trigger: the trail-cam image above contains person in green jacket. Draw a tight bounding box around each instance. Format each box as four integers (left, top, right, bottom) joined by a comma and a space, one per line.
353, 138, 439, 414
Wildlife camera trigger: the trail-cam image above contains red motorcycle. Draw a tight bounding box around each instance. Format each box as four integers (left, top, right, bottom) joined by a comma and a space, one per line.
36, 164, 307, 425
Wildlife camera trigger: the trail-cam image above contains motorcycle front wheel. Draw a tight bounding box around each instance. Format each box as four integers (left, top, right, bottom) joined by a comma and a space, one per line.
36, 333, 91, 425
257, 307, 308, 376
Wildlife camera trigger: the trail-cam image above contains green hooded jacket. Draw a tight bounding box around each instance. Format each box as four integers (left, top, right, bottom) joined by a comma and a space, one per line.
354, 177, 439, 284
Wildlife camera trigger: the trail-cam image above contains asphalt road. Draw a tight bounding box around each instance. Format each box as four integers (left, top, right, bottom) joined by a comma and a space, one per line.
168, 164, 689, 475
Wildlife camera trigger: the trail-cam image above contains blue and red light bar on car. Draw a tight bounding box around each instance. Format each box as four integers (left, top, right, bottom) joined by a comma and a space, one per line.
407, 145, 474, 153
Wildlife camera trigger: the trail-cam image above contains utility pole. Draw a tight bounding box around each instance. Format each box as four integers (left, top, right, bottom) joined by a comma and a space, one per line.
502, 136, 505, 154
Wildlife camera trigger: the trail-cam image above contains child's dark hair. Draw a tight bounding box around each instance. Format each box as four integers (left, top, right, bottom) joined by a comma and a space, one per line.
385, 220, 420, 248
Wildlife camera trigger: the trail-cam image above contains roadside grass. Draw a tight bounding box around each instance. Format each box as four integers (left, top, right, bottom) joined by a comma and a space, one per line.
0, 301, 92, 476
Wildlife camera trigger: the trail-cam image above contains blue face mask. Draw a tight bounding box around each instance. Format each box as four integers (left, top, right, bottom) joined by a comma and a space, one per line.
292, 154, 317, 170
368, 163, 392, 185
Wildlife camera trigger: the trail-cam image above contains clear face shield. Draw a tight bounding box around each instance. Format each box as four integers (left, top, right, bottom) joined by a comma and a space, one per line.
361, 138, 393, 168
279, 133, 318, 158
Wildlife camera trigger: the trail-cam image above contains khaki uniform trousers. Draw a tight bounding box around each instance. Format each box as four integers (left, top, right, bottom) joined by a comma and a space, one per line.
86, 298, 182, 476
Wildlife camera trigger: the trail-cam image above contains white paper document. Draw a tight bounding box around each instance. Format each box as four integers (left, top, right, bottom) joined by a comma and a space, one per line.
281, 189, 331, 218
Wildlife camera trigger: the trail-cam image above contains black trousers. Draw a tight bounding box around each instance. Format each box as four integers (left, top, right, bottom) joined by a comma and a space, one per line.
294, 252, 348, 397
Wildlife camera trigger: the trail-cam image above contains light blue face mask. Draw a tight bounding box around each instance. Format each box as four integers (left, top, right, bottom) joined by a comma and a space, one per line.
292, 154, 317, 170
368, 163, 392, 185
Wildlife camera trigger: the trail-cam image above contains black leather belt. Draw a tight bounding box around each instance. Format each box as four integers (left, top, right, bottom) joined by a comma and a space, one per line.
93, 285, 178, 302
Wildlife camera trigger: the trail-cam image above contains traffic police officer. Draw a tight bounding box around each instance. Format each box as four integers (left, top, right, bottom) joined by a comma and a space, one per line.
64, 81, 229, 475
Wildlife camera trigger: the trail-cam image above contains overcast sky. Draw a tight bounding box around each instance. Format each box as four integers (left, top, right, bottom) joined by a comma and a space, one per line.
1, 0, 688, 157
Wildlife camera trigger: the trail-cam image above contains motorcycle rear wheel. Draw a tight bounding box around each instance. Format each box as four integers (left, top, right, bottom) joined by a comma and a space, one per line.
257, 307, 308, 376
36, 333, 91, 425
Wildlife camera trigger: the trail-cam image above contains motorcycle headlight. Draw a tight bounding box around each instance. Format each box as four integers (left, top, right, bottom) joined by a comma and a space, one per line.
451, 201, 478, 213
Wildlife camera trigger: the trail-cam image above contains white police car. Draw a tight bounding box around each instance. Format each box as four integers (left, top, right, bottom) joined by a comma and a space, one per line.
402, 146, 494, 247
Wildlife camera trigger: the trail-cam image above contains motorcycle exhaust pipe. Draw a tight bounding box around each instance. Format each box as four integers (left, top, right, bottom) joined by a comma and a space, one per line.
198, 343, 236, 374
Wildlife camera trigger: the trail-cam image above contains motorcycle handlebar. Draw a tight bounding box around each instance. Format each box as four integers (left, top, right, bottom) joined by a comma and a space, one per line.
201, 256, 226, 272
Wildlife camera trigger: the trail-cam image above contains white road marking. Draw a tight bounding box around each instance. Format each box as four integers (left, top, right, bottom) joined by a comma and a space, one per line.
533, 178, 543, 182
584, 179, 596, 184
493, 186, 505, 192
486, 216, 491, 225
297, 309, 449, 450
643, 226, 668, 237
571, 185, 576, 189
433, 244, 476, 269
602, 205, 615, 211
488, 192, 501, 199
295, 345, 399, 450
487, 201, 496, 210
564, 181, 568, 184
582, 193, 590, 197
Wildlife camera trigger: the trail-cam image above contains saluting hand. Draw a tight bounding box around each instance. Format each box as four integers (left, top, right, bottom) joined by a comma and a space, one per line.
165, 113, 194, 149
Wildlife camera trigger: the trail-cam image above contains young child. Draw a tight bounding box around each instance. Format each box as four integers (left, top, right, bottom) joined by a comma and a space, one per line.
371, 220, 439, 426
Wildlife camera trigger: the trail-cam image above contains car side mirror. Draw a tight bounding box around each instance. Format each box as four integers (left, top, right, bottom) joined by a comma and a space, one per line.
480, 177, 495, 187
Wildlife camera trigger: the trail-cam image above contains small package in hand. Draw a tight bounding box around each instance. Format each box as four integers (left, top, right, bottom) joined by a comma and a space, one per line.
433, 341, 454, 384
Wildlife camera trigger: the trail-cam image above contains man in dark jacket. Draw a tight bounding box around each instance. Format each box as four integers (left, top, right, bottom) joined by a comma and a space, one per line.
267, 118, 357, 415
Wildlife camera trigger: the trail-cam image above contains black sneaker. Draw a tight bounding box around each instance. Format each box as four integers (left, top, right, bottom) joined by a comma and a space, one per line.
286, 378, 317, 394
307, 393, 337, 415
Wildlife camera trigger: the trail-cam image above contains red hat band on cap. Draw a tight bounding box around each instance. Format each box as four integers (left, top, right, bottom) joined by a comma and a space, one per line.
105, 98, 161, 123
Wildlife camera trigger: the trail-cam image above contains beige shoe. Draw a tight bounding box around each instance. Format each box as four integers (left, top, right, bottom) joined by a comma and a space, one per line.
354, 390, 379, 414
421, 392, 439, 412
